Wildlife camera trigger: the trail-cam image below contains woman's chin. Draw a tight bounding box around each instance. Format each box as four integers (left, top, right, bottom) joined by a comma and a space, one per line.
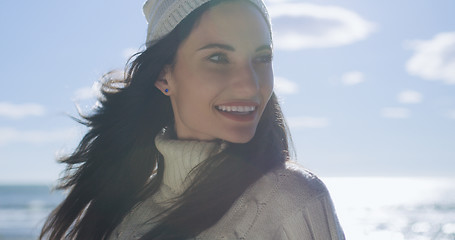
221, 131, 256, 144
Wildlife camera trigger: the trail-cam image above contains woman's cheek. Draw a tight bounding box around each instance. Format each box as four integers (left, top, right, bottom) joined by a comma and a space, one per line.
200, 68, 232, 84
260, 72, 273, 93
205, 65, 232, 77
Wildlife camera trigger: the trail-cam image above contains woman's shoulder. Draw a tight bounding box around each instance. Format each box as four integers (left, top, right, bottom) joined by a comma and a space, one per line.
217, 161, 344, 239
198, 161, 345, 239
254, 161, 329, 198
240, 161, 331, 211
274, 161, 330, 200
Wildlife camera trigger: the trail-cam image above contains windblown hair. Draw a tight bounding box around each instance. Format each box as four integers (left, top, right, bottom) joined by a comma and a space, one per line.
40, 0, 292, 239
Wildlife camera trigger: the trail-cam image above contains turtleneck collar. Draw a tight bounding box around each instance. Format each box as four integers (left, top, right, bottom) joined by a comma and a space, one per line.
154, 128, 225, 195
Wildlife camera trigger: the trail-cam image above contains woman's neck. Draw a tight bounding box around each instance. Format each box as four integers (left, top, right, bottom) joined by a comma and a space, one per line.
154, 128, 224, 194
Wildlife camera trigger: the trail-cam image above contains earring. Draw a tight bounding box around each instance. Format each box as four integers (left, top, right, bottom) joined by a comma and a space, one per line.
165, 89, 169, 93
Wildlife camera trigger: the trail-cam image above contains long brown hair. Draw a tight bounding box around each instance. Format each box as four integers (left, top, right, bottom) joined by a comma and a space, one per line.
40, 1, 292, 239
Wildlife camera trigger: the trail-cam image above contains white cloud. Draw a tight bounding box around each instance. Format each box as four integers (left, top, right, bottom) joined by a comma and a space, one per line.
381, 107, 410, 119
274, 76, 299, 95
268, 3, 376, 50
266, 0, 288, 3
287, 116, 330, 129
123, 47, 138, 60
448, 110, 455, 119
0, 102, 45, 119
341, 71, 365, 85
73, 87, 95, 101
406, 32, 455, 84
73, 81, 102, 101
398, 90, 423, 104
0, 128, 78, 146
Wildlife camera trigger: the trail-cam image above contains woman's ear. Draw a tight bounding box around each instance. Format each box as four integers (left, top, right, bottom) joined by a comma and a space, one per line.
155, 65, 172, 95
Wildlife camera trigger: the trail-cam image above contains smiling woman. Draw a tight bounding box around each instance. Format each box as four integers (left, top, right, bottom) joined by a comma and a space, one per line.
155, 2, 273, 143
39, 0, 344, 239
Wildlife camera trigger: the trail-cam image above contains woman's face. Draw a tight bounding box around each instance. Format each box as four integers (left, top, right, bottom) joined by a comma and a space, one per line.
156, 1, 273, 143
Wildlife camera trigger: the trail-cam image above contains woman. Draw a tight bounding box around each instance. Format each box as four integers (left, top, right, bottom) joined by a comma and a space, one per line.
40, 0, 345, 239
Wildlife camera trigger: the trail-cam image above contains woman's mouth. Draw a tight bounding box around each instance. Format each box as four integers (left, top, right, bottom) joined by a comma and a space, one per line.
215, 105, 256, 115
215, 104, 258, 121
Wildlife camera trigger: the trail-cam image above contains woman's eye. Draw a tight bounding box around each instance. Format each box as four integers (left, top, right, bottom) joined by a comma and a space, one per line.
208, 53, 229, 64
254, 54, 273, 63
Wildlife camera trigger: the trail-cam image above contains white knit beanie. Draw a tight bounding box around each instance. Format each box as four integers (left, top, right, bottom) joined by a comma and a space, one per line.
143, 0, 271, 48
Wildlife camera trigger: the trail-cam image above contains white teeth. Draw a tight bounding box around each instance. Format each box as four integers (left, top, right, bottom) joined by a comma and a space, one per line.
217, 105, 256, 112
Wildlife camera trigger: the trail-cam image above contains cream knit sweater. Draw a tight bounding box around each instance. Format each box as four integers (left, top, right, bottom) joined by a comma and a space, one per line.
110, 131, 345, 239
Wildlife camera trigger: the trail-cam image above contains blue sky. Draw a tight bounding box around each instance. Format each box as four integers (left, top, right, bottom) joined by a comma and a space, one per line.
1, 0, 454, 183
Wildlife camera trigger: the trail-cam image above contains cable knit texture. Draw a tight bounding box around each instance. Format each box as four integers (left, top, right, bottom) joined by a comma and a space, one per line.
155, 129, 221, 195
143, 0, 271, 47
110, 130, 345, 239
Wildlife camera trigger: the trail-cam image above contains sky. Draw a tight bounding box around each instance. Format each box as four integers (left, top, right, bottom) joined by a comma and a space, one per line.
0, 0, 454, 184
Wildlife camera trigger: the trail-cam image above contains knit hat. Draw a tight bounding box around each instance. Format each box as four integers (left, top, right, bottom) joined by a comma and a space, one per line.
143, 0, 271, 48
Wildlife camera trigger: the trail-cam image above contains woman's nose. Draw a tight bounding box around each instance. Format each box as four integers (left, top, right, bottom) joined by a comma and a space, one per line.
233, 62, 260, 97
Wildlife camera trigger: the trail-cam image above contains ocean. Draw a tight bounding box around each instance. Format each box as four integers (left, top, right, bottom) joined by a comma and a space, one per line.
0, 185, 64, 240
0, 178, 454, 240
324, 177, 455, 240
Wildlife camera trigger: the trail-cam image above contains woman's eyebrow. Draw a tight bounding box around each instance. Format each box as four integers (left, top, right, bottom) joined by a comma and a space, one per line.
197, 43, 272, 52
198, 43, 235, 51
